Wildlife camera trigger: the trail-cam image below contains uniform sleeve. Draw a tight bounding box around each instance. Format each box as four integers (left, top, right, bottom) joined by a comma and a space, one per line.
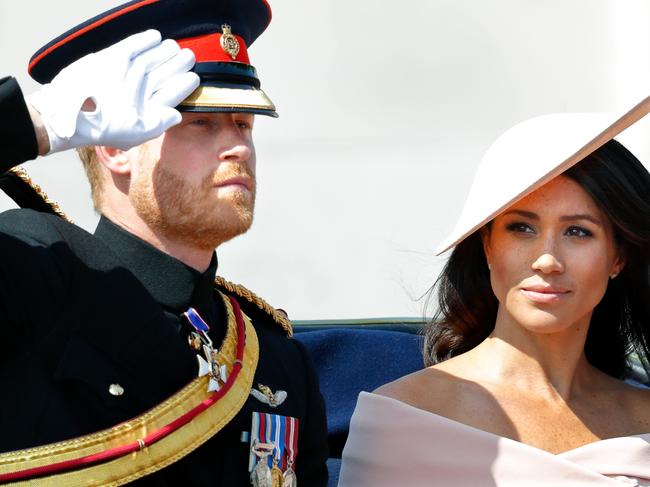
0, 210, 71, 356
293, 338, 329, 487
0, 77, 39, 171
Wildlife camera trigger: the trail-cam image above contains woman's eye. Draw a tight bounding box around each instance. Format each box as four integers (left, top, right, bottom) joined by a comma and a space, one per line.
565, 226, 593, 238
506, 222, 535, 234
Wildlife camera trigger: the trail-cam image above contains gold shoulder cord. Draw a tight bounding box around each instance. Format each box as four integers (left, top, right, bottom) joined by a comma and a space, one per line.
0, 292, 259, 486
8, 168, 71, 222
215, 277, 293, 336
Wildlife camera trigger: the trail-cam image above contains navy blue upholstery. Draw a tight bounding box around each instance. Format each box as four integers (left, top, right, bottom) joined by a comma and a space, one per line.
294, 323, 425, 486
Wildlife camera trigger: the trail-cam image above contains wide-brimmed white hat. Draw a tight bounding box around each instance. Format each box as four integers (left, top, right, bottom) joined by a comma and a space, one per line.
434, 95, 650, 255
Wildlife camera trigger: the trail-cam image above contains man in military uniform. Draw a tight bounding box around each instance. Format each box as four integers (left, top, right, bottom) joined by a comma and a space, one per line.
0, 1, 328, 485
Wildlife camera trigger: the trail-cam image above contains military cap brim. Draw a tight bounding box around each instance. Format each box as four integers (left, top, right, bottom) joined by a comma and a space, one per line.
28, 0, 277, 117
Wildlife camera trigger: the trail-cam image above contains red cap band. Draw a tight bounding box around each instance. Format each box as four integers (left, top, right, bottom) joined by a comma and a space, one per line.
178, 32, 250, 64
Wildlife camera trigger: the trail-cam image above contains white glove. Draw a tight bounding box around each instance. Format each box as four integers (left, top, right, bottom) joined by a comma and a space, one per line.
27, 29, 200, 153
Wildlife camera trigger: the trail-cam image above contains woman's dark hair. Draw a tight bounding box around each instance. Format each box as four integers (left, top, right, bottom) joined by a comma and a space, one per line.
423, 139, 650, 379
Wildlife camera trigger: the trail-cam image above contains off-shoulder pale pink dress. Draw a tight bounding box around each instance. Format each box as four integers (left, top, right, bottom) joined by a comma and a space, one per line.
338, 392, 650, 487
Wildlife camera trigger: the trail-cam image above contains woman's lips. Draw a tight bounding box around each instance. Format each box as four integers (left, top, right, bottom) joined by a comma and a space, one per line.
520, 286, 570, 304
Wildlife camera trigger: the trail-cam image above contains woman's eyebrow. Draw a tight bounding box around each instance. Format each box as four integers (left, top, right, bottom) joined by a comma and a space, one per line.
502, 209, 538, 219
559, 214, 602, 226
503, 209, 602, 226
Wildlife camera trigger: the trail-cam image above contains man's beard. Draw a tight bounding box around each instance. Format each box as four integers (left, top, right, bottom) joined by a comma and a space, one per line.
129, 162, 256, 250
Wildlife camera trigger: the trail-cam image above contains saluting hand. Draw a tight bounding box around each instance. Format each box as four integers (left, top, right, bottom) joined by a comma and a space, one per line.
26, 29, 199, 154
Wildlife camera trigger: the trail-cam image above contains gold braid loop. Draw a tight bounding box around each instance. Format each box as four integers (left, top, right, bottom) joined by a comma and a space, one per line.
215, 276, 293, 336
9, 167, 72, 222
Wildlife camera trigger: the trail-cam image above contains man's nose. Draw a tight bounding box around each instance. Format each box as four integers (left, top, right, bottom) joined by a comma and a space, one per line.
219, 143, 251, 161
218, 130, 252, 162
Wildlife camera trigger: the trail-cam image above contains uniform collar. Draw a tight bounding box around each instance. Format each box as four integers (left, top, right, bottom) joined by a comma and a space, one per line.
93, 216, 218, 314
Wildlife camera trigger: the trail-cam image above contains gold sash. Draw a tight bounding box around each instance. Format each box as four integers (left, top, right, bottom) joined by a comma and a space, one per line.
0, 292, 259, 486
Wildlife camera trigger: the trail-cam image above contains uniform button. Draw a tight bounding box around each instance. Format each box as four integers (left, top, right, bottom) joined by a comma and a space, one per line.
109, 383, 125, 396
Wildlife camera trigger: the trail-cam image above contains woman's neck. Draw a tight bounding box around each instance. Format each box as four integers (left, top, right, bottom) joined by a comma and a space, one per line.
466, 309, 596, 401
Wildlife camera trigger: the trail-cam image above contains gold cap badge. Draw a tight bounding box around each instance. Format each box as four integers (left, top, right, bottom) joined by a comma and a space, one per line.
220, 24, 240, 60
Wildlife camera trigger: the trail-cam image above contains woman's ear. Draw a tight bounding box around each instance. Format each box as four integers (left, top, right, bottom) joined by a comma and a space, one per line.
610, 249, 626, 279
94, 146, 131, 176
480, 226, 492, 269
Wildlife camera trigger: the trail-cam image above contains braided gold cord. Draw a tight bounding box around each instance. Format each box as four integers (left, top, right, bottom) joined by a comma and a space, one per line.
9, 168, 72, 222
215, 276, 293, 336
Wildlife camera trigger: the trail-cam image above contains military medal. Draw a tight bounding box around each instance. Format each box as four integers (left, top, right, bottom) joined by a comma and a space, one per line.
250, 440, 274, 487
188, 331, 202, 351
249, 412, 299, 487
282, 417, 298, 487
270, 458, 283, 487
270, 414, 285, 487
282, 466, 297, 487
183, 307, 227, 392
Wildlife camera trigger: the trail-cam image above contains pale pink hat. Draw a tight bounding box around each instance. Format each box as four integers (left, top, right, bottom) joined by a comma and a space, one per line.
435, 95, 650, 255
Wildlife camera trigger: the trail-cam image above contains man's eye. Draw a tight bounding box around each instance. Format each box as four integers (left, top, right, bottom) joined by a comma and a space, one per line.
190, 118, 209, 126
236, 121, 251, 130
506, 222, 535, 234
565, 226, 593, 238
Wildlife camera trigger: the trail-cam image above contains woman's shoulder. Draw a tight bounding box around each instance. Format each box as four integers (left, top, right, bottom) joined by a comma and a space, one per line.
615, 378, 650, 429
586, 370, 650, 435
373, 362, 467, 413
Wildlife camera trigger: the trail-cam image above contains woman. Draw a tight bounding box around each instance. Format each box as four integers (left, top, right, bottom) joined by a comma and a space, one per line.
338, 100, 650, 486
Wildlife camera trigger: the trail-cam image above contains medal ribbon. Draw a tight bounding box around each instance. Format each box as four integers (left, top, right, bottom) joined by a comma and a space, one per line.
273, 414, 285, 468
284, 416, 298, 469
184, 307, 210, 334
249, 413, 294, 472
264, 413, 273, 468
250, 412, 274, 471
249, 412, 261, 472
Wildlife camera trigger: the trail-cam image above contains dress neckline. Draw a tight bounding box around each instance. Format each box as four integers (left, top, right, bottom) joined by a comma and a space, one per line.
361, 391, 650, 456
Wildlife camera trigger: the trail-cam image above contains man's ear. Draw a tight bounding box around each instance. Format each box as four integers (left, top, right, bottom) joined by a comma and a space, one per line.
94, 146, 131, 176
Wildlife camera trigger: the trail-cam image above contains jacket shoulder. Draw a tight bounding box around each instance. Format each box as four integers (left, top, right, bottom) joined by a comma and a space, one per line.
215, 276, 292, 337
0, 77, 39, 168
0, 208, 81, 245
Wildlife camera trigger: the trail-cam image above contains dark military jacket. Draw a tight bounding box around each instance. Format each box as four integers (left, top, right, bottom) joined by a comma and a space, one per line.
0, 76, 328, 485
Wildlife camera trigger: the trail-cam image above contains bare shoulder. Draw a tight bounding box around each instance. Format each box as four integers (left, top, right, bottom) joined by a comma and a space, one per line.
373, 365, 461, 412
595, 373, 650, 434
602, 373, 650, 402
619, 381, 650, 428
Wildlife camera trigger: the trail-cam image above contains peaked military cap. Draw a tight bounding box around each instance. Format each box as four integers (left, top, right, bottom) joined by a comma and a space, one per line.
29, 0, 277, 117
